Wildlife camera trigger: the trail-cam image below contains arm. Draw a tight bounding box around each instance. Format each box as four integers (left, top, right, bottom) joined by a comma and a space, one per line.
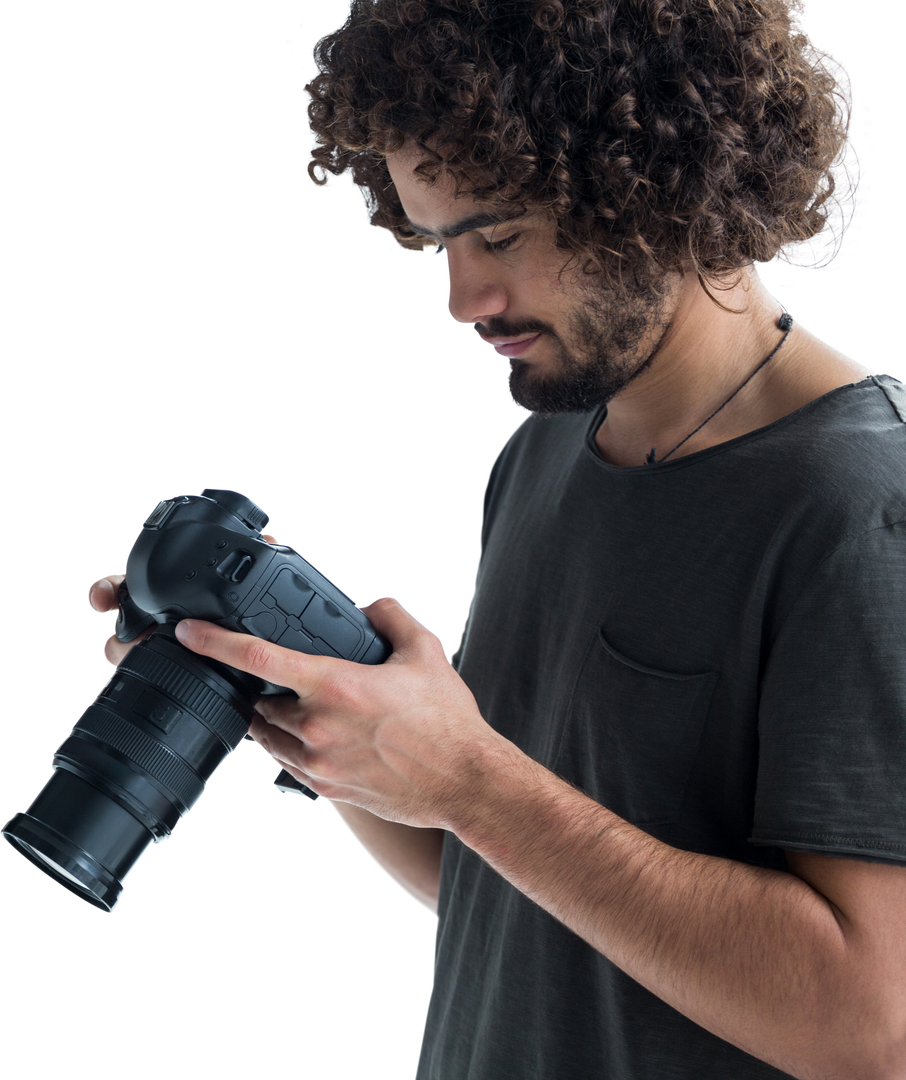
330, 802, 443, 911
173, 599, 906, 1080
451, 738, 898, 1080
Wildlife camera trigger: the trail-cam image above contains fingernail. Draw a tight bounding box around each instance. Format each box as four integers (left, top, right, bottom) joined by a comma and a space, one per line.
175, 621, 192, 643
90, 581, 112, 610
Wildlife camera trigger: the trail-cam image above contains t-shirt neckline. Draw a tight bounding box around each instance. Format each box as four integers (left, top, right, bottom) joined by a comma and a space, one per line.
583, 373, 881, 470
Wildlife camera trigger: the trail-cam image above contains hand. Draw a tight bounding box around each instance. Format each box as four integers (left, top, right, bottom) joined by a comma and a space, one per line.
173, 597, 511, 829
88, 534, 280, 667
85, 570, 153, 660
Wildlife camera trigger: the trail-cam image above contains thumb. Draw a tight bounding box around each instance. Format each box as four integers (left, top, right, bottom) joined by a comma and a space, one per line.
361, 597, 439, 662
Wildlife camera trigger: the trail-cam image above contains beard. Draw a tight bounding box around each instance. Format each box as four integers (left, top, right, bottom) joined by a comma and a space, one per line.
478, 276, 674, 415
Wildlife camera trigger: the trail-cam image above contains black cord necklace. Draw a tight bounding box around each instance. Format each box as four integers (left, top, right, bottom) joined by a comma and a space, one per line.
643, 300, 794, 464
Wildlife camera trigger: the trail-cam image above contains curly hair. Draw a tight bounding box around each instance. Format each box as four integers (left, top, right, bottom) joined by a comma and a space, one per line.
306, 0, 849, 291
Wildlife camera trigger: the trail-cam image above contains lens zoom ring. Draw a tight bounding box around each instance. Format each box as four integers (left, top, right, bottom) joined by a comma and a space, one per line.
76, 705, 204, 810
120, 649, 250, 749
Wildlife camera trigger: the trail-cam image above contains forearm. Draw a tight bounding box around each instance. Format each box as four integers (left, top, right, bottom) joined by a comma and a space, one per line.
333, 801, 443, 912
449, 740, 899, 1080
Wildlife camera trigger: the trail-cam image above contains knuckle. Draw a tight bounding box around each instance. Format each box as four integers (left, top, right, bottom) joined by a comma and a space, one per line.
244, 638, 276, 675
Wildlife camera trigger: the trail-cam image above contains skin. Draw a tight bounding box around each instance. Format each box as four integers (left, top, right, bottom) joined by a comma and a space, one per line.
164, 609, 906, 1078
384, 142, 876, 464
89, 152, 906, 1078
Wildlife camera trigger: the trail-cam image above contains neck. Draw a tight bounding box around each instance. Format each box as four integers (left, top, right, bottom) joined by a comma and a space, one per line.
645, 311, 795, 466
596, 268, 794, 464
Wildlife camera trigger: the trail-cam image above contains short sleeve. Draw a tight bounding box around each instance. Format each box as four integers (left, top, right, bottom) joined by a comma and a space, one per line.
751, 520, 906, 864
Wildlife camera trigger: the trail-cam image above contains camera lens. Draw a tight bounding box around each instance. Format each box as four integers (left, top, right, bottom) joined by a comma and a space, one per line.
3, 629, 258, 910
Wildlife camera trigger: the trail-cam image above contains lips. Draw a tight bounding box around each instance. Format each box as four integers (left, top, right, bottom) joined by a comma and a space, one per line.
483, 334, 542, 358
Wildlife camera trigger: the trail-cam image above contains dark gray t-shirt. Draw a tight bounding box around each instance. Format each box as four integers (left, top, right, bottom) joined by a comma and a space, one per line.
416, 375, 906, 1080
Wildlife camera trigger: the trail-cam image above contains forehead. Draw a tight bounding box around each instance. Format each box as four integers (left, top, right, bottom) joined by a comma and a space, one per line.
385, 147, 523, 239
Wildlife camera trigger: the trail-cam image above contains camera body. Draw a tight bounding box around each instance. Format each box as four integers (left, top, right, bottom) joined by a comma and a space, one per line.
3, 490, 390, 910
118, 489, 388, 673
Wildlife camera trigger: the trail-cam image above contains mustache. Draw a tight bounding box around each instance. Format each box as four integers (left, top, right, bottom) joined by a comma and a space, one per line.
475, 324, 546, 336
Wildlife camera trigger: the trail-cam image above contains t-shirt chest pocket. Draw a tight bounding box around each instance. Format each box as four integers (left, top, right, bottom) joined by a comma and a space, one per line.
552, 629, 718, 825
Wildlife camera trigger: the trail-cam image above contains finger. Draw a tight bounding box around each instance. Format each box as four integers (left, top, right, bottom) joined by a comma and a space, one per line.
262, 534, 277, 545
273, 761, 320, 793
361, 596, 441, 661
248, 708, 303, 749
248, 708, 291, 751
175, 619, 333, 697
254, 694, 304, 726
104, 626, 153, 666
248, 712, 318, 779
89, 575, 125, 612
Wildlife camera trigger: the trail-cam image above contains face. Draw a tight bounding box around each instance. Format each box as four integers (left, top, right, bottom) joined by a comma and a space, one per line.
385, 150, 678, 414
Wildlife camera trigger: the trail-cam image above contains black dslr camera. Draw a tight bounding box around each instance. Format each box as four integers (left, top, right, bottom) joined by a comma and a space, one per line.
3, 490, 390, 911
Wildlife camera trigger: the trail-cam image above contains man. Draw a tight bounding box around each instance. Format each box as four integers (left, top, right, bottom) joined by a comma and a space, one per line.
92, 1, 906, 1076
382, 139, 876, 468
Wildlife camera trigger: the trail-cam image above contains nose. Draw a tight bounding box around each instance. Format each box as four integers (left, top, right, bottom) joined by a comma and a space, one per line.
446, 249, 508, 324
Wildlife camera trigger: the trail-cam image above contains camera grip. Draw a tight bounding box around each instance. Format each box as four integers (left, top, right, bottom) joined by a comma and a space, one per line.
274, 769, 319, 800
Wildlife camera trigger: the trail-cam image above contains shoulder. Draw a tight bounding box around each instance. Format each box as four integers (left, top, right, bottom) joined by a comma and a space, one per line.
773, 319, 876, 408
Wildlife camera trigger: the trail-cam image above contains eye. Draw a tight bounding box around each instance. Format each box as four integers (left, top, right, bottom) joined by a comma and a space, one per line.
485, 232, 520, 253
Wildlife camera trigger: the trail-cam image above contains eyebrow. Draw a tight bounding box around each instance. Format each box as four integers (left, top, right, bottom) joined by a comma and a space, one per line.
406, 211, 521, 241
